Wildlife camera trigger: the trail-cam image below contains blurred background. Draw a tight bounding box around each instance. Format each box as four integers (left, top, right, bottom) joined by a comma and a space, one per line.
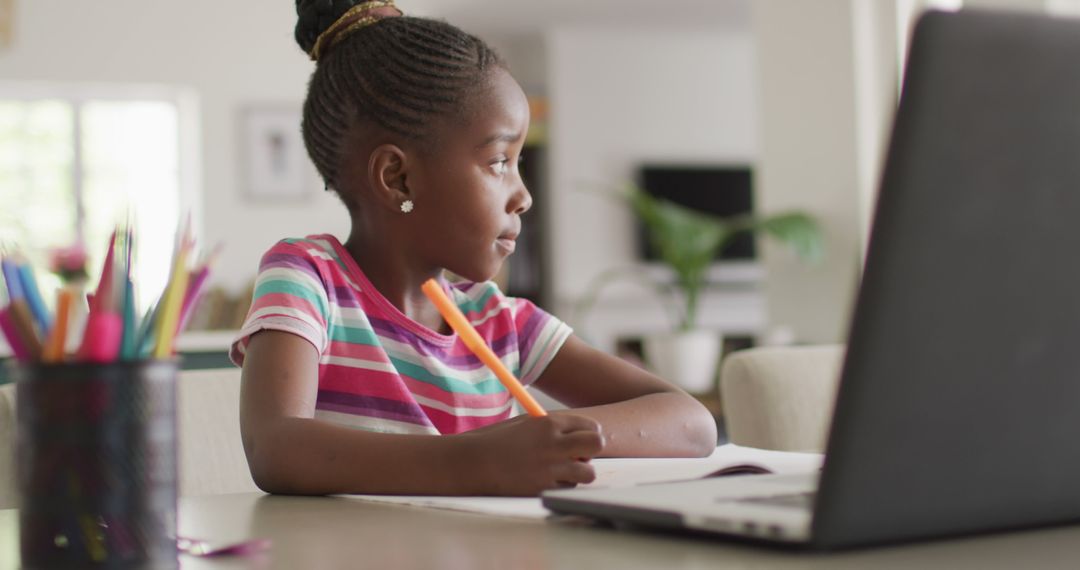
2, 0, 1078, 361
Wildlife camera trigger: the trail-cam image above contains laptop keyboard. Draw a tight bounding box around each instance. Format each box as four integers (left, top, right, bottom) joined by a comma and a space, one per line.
731, 491, 816, 509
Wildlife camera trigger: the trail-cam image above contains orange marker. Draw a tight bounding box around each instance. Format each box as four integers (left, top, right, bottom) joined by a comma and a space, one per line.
43, 287, 73, 362
421, 278, 547, 417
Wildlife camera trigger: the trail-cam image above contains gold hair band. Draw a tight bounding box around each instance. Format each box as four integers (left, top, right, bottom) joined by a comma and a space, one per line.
309, 0, 403, 61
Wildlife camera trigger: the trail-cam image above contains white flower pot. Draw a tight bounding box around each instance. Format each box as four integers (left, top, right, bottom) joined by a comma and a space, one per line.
642, 329, 722, 394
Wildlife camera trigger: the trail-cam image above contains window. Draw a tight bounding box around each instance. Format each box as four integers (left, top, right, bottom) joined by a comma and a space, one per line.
0, 83, 199, 310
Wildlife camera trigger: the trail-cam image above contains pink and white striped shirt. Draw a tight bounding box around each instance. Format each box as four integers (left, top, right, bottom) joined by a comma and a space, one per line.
230, 235, 571, 435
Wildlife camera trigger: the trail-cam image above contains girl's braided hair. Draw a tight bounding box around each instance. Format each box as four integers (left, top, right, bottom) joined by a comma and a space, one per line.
295, 1, 504, 196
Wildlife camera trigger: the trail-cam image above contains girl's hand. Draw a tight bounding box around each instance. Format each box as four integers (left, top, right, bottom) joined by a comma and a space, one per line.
459, 413, 605, 496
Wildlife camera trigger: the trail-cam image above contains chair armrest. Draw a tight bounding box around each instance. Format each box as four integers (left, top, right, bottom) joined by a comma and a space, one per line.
720, 345, 844, 452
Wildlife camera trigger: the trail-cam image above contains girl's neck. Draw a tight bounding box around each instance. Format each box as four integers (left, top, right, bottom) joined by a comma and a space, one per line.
343, 229, 448, 334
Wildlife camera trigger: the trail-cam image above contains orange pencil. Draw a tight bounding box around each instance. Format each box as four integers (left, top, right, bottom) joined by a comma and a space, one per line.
420, 278, 547, 417
43, 287, 73, 362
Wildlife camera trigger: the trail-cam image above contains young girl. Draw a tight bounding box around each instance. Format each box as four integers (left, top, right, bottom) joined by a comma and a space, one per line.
231, 0, 718, 497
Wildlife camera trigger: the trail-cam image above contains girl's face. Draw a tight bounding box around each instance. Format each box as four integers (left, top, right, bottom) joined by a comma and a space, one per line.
406, 68, 533, 282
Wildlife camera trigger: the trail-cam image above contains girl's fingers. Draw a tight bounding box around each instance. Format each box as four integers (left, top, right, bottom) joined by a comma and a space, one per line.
561, 429, 605, 457
550, 413, 601, 435
551, 458, 596, 486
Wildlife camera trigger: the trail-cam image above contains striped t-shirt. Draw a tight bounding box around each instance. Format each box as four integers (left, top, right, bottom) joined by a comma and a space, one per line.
229, 235, 572, 435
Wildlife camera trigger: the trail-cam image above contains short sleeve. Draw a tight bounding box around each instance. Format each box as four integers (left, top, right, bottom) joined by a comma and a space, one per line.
510, 296, 573, 385
229, 241, 331, 366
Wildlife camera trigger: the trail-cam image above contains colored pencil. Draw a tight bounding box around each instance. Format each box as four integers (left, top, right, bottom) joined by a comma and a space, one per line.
79, 312, 123, 363
43, 287, 73, 363
136, 301, 159, 358
177, 244, 220, 334
2, 216, 213, 365
0, 307, 31, 361
120, 278, 138, 360
1, 257, 25, 302
7, 299, 42, 360
16, 258, 52, 334
420, 278, 547, 417
78, 230, 122, 362
119, 223, 139, 359
91, 230, 118, 312
152, 234, 191, 358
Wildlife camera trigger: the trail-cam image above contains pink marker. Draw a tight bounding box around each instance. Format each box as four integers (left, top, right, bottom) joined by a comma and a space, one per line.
78, 311, 123, 363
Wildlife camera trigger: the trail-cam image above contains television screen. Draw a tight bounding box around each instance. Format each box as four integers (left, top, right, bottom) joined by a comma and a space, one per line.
637, 165, 755, 260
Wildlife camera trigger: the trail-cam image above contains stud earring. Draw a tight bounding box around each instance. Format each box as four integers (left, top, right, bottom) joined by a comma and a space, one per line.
400, 199, 414, 213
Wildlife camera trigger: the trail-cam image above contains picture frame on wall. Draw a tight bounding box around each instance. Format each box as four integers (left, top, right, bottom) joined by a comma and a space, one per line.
240, 105, 316, 200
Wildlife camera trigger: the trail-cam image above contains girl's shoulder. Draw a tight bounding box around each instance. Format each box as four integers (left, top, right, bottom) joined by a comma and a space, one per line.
256, 235, 364, 296
260, 234, 352, 274
266, 234, 339, 261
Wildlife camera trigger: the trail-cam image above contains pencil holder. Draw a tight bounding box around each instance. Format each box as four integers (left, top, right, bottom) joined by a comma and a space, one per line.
13, 360, 179, 570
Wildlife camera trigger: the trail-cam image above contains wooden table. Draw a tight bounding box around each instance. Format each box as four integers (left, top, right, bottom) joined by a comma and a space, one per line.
5, 492, 1080, 569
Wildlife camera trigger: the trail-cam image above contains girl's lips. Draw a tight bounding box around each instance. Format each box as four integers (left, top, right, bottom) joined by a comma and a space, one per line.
496, 237, 517, 255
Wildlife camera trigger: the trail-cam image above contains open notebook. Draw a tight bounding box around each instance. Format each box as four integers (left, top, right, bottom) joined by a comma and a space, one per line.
343, 444, 823, 519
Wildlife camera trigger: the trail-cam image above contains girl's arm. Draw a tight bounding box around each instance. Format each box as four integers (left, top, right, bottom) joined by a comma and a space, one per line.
239, 330, 603, 496
532, 335, 718, 458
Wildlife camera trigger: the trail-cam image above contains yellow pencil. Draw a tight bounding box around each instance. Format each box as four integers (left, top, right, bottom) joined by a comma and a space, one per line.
421, 278, 547, 417
152, 238, 191, 358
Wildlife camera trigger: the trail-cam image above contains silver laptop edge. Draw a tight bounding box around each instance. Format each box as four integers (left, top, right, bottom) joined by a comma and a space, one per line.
545, 473, 818, 542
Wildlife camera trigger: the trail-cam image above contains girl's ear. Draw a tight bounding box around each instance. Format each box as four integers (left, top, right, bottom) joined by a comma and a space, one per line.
368, 143, 411, 211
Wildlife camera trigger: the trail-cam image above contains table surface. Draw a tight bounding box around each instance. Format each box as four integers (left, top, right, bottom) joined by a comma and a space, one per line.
5, 492, 1080, 569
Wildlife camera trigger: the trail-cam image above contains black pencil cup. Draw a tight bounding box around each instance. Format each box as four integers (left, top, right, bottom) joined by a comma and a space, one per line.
13, 360, 179, 569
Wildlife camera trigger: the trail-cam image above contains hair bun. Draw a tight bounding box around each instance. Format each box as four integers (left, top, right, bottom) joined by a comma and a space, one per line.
295, 0, 356, 55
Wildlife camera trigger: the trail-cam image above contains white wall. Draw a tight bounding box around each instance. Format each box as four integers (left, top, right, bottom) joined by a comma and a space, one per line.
482, 34, 547, 95
0, 1, 572, 295
0, 0, 907, 348
854, 0, 901, 256
546, 27, 761, 344
0, 0, 349, 292
752, 1, 866, 344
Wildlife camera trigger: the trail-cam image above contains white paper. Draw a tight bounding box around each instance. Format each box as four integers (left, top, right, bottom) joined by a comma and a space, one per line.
345, 444, 824, 520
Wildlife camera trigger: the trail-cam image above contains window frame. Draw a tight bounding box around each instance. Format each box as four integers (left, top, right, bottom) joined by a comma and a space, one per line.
0, 80, 203, 243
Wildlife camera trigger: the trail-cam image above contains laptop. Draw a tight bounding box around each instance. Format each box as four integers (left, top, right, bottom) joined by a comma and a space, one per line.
542, 8, 1080, 549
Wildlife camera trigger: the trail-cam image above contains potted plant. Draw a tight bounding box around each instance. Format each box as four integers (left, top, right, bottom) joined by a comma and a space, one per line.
577, 184, 824, 393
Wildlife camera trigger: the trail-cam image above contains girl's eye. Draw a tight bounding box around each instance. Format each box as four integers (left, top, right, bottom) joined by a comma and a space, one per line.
491, 159, 509, 175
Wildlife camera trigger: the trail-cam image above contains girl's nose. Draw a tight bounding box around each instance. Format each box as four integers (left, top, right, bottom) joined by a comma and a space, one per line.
511, 183, 532, 215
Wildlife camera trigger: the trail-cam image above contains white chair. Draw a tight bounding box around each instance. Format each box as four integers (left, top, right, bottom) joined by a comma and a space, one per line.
720, 345, 845, 453
0, 366, 257, 510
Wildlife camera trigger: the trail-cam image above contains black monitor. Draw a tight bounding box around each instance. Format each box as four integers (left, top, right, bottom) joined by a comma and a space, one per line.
636, 165, 755, 260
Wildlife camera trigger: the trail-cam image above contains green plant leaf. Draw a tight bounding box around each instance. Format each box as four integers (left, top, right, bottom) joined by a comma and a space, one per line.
757, 213, 824, 263
625, 184, 732, 329
580, 183, 825, 332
